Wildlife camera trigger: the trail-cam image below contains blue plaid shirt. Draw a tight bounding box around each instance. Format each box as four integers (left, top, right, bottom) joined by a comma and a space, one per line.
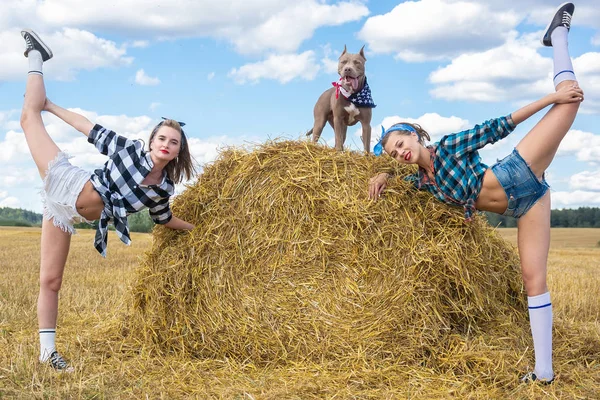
88, 125, 174, 256
405, 115, 516, 221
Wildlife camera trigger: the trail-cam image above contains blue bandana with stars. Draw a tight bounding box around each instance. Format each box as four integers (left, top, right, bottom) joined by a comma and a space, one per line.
348, 77, 376, 108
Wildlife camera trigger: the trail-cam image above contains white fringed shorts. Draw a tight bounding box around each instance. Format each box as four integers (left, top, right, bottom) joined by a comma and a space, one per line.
41, 152, 92, 234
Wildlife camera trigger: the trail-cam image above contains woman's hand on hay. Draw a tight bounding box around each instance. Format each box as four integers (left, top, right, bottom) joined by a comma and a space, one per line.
164, 216, 195, 231
368, 173, 390, 201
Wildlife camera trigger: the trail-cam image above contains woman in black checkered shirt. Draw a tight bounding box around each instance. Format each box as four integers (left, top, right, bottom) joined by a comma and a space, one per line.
20, 29, 196, 372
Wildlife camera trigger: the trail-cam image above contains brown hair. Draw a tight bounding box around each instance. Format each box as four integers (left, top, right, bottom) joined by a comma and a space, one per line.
148, 119, 196, 184
381, 122, 431, 149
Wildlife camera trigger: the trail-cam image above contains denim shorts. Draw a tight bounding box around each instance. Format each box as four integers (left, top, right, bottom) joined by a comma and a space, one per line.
41, 152, 93, 234
490, 149, 549, 219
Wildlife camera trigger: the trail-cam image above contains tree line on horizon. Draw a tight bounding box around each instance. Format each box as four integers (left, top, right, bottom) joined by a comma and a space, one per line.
2, 206, 600, 230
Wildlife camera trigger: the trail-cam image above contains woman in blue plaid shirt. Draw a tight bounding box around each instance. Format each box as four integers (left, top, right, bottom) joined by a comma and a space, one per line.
19, 30, 195, 371
368, 3, 582, 385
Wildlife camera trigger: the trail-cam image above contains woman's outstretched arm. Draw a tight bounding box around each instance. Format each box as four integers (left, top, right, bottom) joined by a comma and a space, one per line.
43, 98, 94, 137
511, 84, 583, 125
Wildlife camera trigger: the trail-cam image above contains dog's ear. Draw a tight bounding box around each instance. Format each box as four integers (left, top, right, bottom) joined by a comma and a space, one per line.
359, 45, 366, 61
340, 45, 347, 58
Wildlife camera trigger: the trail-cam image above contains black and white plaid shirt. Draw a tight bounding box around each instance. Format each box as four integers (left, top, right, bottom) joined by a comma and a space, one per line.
88, 124, 174, 256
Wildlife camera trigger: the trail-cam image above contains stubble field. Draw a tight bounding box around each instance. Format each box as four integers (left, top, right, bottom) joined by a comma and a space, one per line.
0, 226, 598, 399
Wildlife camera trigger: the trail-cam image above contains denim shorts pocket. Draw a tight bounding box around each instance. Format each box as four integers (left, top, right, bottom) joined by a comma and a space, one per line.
498, 162, 537, 199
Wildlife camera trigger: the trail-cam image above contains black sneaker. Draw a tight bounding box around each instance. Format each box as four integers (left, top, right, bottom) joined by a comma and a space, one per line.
45, 350, 74, 373
541, 2, 574, 47
21, 29, 53, 61
521, 371, 554, 385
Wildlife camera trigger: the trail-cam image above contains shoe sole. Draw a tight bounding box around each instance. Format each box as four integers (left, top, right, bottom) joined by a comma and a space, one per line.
540, 2, 573, 47
21, 29, 53, 61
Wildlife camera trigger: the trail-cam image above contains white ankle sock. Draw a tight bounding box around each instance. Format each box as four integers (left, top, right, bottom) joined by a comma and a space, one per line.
550, 27, 576, 87
528, 292, 553, 380
39, 328, 56, 362
28, 50, 43, 76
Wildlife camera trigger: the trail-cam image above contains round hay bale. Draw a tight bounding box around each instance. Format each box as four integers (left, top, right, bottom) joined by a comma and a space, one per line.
128, 140, 526, 365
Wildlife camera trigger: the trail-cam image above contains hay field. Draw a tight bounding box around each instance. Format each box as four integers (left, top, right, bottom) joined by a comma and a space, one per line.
0, 226, 598, 399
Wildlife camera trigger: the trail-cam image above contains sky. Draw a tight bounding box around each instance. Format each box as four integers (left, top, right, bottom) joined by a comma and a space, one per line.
1, 0, 599, 213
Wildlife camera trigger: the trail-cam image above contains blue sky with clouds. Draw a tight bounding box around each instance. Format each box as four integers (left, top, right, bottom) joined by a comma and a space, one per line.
1, 0, 599, 213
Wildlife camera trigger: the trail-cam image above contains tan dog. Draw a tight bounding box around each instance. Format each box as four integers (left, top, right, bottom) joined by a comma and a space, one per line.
306, 45, 375, 153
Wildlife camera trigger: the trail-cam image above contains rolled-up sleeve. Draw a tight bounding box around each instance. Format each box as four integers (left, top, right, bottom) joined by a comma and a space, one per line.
88, 124, 139, 157
149, 197, 173, 225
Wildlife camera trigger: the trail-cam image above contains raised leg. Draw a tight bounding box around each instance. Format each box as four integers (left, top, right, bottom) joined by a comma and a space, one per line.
515, 87, 579, 179
20, 74, 62, 179
516, 4, 579, 179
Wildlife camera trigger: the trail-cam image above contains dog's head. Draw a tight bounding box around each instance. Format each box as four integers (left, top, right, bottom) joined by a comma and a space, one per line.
337, 45, 366, 93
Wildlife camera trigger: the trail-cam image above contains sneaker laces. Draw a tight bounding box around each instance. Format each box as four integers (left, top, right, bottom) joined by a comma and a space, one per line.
49, 351, 70, 370
561, 11, 572, 28
23, 34, 34, 50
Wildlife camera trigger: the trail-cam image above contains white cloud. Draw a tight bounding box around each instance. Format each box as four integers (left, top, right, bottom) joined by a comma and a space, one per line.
552, 190, 600, 208
428, 32, 553, 102
0, 130, 30, 163
149, 102, 161, 111
30, 0, 367, 56
227, 1, 369, 55
569, 170, 600, 191
0, 167, 37, 187
320, 44, 341, 75
0, 197, 20, 208
444, 0, 600, 32
207, 72, 215, 80
358, 0, 519, 62
135, 69, 160, 86
188, 136, 234, 165
0, 110, 20, 130
557, 129, 600, 163
428, 30, 600, 110
229, 51, 320, 84
0, 27, 133, 81
131, 40, 149, 48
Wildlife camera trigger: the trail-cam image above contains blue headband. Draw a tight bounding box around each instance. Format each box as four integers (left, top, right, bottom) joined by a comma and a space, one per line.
373, 123, 417, 156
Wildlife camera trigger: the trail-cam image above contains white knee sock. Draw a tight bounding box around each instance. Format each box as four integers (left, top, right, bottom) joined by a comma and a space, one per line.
28, 50, 43, 76
39, 328, 56, 362
550, 27, 576, 87
528, 292, 553, 380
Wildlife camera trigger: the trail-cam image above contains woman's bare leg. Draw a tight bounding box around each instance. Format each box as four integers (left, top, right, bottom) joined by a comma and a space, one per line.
516, 4, 579, 179
518, 192, 554, 382
515, 86, 579, 179
20, 74, 62, 179
20, 30, 74, 371
19, 30, 60, 179
38, 218, 71, 361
